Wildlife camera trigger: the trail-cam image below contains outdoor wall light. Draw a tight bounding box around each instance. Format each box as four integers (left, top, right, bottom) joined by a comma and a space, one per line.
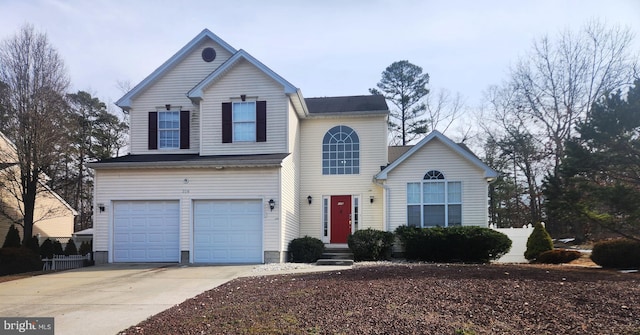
369, 196, 375, 204
98, 203, 105, 212
307, 195, 312, 205
268, 199, 275, 211
165, 104, 171, 110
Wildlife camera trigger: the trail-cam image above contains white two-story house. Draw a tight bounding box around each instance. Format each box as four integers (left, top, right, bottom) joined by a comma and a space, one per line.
89, 29, 497, 264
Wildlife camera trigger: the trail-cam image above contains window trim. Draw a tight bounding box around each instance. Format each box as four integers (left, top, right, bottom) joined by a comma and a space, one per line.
322, 125, 360, 175
232, 101, 257, 142
158, 110, 180, 149
407, 172, 462, 227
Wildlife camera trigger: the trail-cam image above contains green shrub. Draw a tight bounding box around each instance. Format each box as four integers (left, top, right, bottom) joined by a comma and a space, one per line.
536, 249, 582, 264
591, 239, 640, 269
40, 239, 54, 259
524, 222, 553, 261
79, 241, 92, 256
64, 239, 78, 256
2, 225, 21, 248
347, 228, 394, 261
23, 236, 40, 255
52, 240, 64, 256
288, 236, 324, 263
0, 248, 43, 275
395, 225, 512, 263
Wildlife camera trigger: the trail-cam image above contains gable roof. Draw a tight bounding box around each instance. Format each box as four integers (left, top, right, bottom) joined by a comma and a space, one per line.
188, 49, 299, 99
305, 95, 388, 116
115, 29, 237, 110
375, 130, 498, 180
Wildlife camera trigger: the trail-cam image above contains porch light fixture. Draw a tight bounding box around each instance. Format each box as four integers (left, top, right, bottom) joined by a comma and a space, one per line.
268, 199, 275, 211
369, 196, 374, 204
98, 203, 105, 212
165, 104, 171, 110
307, 195, 312, 205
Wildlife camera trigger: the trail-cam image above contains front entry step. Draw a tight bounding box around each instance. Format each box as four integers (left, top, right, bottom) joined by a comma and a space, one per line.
316, 246, 354, 266
316, 259, 354, 266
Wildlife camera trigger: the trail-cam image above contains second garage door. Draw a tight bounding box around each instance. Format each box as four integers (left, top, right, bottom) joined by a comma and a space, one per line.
193, 200, 262, 263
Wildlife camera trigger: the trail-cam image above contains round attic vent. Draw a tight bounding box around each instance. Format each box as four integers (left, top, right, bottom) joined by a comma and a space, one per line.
202, 47, 216, 62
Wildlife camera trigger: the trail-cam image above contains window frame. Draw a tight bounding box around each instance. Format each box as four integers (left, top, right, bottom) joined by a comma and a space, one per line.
158, 110, 180, 149
322, 125, 360, 175
406, 171, 462, 228
232, 101, 257, 142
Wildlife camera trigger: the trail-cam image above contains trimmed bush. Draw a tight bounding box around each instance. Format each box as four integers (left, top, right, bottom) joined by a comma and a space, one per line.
79, 241, 93, 256
288, 236, 324, 263
2, 225, 21, 248
524, 222, 553, 261
591, 239, 640, 269
0, 248, 43, 275
52, 240, 64, 256
40, 239, 54, 259
64, 239, 78, 256
536, 249, 582, 264
395, 225, 512, 263
347, 228, 394, 261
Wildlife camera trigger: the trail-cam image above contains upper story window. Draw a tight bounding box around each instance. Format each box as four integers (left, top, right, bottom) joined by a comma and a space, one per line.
222, 101, 267, 143
148, 110, 190, 150
158, 111, 180, 149
232, 102, 256, 142
407, 170, 462, 227
322, 125, 359, 175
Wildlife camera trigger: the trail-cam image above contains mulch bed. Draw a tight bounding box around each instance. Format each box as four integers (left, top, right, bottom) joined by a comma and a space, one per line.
119, 263, 640, 335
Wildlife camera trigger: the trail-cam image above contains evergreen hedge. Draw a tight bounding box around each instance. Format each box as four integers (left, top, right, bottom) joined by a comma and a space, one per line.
288, 236, 324, 263
347, 228, 394, 261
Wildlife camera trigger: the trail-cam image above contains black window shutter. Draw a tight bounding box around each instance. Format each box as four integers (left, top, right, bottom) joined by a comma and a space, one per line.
222, 102, 232, 143
256, 101, 267, 142
148, 112, 158, 150
180, 111, 190, 149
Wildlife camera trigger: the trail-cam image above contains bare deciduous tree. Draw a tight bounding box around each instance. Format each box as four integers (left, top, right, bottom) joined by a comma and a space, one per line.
0, 24, 70, 243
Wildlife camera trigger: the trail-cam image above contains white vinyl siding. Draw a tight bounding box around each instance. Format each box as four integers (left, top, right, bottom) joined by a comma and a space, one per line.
127, 40, 233, 154
93, 167, 280, 262
385, 139, 490, 232
200, 59, 288, 155
299, 116, 388, 239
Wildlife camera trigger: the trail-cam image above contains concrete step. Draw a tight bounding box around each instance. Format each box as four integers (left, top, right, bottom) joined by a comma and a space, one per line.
321, 252, 354, 260
316, 258, 354, 266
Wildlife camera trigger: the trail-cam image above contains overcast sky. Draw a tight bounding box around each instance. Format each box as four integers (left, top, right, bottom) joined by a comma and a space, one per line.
1, 0, 639, 116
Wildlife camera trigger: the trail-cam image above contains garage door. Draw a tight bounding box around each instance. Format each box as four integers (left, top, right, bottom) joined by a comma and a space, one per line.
113, 201, 180, 262
193, 200, 262, 263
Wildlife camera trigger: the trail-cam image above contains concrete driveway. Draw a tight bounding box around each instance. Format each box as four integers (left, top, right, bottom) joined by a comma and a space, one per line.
0, 264, 255, 335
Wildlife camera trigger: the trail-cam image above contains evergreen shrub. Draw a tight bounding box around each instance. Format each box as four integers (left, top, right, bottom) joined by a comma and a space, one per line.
64, 239, 78, 256
536, 249, 581, 264
347, 228, 394, 261
2, 225, 21, 248
591, 239, 640, 269
288, 236, 324, 263
524, 222, 553, 261
0, 248, 42, 275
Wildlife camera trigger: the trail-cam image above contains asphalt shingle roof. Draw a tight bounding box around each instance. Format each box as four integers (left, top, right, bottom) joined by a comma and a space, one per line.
305, 95, 388, 114
89, 153, 289, 168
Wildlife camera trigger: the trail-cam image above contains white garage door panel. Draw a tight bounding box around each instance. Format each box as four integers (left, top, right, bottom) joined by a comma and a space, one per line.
194, 200, 262, 263
113, 201, 180, 262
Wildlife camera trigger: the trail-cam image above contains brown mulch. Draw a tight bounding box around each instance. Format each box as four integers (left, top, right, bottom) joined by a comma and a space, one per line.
119, 263, 640, 335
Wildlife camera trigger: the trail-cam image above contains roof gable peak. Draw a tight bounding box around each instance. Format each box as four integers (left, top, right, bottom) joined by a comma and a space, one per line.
115, 29, 237, 110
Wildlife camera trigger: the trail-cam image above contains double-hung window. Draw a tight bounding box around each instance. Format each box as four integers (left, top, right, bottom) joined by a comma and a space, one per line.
232, 101, 256, 142
158, 111, 180, 149
407, 170, 462, 227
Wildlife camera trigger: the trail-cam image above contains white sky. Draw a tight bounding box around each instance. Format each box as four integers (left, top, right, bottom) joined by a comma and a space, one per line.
1, 0, 639, 113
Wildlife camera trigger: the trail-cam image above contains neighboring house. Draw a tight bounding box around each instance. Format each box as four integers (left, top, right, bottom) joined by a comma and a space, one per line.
0, 132, 77, 242
89, 29, 497, 264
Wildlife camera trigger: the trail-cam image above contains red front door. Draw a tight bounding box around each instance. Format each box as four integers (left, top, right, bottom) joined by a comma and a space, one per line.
330, 195, 352, 243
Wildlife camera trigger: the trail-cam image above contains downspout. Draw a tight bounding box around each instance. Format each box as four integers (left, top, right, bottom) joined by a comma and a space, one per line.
373, 177, 391, 232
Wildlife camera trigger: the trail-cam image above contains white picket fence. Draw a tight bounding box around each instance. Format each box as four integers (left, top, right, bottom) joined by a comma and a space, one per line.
42, 254, 91, 271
